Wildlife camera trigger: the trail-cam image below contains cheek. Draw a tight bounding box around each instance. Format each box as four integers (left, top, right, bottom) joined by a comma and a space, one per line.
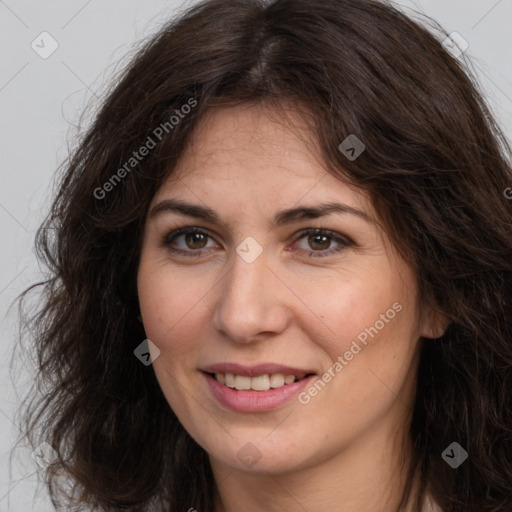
321, 303, 419, 417
137, 261, 205, 354
296, 269, 404, 355
300, 268, 419, 397
137, 264, 205, 407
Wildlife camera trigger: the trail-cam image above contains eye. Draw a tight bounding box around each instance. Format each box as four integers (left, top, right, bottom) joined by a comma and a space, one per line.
162, 227, 219, 257
292, 228, 352, 258
161, 227, 352, 258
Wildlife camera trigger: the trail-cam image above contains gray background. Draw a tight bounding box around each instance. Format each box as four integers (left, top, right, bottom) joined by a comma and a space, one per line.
1, 0, 511, 510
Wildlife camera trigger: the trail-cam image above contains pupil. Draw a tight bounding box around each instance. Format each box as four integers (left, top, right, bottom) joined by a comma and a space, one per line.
310, 234, 330, 250
187, 233, 207, 249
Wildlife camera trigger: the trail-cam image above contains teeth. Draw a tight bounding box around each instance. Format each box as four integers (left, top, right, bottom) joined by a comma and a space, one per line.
224, 373, 235, 388
235, 375, 251, 390
250, 374, 270, 391
284, 375, 295, 384
214, 372, 307, 391
269, 374, 285, 388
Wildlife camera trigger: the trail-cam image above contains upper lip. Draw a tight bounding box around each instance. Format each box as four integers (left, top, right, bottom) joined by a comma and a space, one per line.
201, 362, 316, 378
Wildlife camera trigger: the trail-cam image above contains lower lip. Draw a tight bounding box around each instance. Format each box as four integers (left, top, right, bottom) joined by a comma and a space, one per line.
202, 372, 316, 412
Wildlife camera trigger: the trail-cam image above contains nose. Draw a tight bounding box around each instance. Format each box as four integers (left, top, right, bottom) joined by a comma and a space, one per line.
210, 246, 291, 344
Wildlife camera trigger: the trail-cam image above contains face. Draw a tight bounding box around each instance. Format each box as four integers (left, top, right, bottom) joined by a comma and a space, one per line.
137, 103, 443, 476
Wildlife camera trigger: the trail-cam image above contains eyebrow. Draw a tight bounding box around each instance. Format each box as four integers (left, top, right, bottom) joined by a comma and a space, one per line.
148, 198, 376, 228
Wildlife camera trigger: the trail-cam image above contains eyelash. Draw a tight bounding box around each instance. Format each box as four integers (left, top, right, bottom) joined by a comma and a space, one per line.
161, 227, 352, 259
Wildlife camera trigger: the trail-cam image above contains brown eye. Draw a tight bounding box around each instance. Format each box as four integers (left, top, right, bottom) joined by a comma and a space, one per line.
163, 227, 217, 255
307, 233, 332, 251
294, 228, 352, 258
183, 232, 208, 250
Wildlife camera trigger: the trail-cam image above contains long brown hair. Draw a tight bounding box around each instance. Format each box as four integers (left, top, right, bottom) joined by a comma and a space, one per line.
14, 0, 512, 510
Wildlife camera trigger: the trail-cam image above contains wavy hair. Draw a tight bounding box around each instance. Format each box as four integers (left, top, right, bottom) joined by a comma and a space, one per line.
13, 0, 512, 510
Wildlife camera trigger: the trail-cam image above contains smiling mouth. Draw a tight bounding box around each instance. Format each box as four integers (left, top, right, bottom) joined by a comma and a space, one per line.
206, 372, 315, 391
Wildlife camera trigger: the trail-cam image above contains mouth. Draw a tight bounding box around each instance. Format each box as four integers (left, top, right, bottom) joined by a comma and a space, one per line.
201, 370, 318, 412
205, 371, 316, 392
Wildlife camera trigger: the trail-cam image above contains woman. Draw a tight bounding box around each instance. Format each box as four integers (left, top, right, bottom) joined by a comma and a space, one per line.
16, 0, 512, 510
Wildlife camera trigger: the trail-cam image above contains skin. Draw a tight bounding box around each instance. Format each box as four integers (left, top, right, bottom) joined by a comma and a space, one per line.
137, 103, 447, 512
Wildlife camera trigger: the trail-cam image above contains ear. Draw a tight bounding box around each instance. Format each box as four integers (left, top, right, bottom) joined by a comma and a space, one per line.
420, 305, 450, 339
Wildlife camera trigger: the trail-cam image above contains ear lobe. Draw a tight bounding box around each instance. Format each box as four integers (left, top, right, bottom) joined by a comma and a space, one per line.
421, 307, 450, 339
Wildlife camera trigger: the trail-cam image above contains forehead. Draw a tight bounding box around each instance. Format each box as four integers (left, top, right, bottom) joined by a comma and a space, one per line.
174, 103, 324, 181
156, 103, 373, 214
